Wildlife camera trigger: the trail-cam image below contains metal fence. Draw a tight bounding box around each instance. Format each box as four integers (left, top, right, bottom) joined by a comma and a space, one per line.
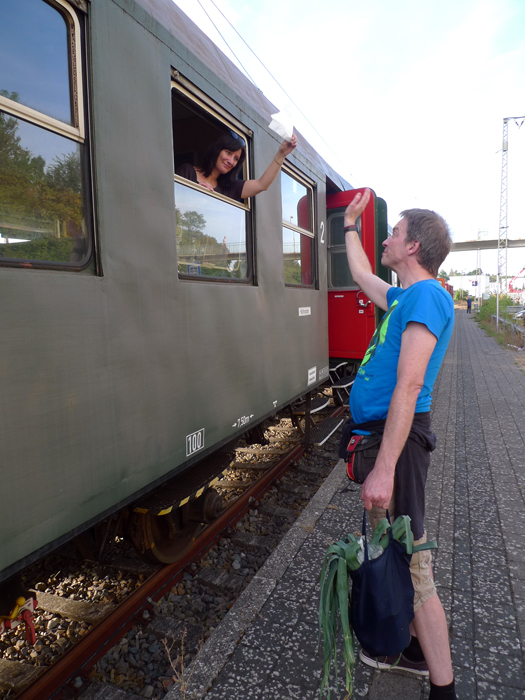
491, 315, 525, 340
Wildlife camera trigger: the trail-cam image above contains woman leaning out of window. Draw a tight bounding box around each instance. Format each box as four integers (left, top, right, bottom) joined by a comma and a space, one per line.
176, 132, 297, 202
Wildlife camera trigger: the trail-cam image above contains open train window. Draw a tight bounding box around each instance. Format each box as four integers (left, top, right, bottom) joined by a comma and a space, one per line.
171, 75, 252, 282
0, 0, 91, 270
327, 211, 361, 288
281, 167, 316, 287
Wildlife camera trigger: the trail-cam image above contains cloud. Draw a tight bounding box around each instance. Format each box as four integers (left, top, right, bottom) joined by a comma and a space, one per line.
171, 0, 525, 272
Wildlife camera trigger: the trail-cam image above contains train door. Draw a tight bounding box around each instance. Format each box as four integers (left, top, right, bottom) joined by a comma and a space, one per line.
326, 188, 389, 362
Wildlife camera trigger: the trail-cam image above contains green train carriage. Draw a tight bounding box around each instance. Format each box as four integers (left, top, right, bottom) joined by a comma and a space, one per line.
0, 0, 358, 581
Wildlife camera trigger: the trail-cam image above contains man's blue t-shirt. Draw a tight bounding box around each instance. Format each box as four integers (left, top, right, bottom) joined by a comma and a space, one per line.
350, 280, 454, 424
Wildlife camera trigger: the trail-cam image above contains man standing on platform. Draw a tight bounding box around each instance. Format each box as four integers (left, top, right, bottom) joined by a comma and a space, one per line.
467, 296, 472, 313
340, 189, 456, 700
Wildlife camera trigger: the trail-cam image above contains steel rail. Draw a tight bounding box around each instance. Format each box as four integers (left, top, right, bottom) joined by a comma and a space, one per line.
16, 441, 311, 700
17, 404, 347, 699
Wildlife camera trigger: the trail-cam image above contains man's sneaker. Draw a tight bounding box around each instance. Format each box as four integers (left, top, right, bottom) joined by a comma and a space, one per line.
359, 648, 429, 677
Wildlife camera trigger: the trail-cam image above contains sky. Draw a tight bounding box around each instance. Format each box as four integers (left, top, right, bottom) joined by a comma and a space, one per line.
172, 0, 525, 278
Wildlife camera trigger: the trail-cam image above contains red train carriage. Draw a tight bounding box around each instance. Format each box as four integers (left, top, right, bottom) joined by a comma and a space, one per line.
326, 188, 390, 368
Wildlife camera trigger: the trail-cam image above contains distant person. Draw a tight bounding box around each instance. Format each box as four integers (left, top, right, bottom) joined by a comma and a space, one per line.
339, 190, 456, 700
467, 296, 472, 313
176, 131, 297, 202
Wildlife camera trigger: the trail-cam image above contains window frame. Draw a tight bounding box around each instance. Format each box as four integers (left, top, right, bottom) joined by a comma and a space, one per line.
327, 209, 361, 290
171, 73, 254, 284
0, 0, 85, 143
281, 163, 317, 288
0, 0, 93, 272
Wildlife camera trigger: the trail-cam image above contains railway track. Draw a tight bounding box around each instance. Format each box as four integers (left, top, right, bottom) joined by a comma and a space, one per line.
0, 402, 346, 700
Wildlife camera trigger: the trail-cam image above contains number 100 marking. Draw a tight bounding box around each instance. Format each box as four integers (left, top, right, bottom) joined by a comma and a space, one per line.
186, 428, 205, 457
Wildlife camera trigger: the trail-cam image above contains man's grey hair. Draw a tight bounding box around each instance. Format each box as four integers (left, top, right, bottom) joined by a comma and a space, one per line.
400, 208, 452, 277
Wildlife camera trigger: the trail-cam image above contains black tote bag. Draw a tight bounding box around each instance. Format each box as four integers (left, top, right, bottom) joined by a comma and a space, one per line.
349, 510, 414, 657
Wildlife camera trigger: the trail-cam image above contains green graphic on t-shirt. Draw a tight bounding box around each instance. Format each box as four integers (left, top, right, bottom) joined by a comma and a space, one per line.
360, 300, 399, 368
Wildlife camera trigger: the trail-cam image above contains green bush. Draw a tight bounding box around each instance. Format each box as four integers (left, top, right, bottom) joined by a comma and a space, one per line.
477, 294, 512, 321
0, 236, 76, 262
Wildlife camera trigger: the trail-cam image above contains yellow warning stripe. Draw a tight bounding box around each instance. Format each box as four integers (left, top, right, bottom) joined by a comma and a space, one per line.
133, 468, 229, 516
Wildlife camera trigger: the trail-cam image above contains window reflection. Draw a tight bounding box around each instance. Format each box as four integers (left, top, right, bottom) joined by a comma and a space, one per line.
330, 251, 355, 287
328, 211, 360, 288
174, 182, 248, 280
329, 211, 361, 247
0, 0, 72, 125
0, 111, 86, 264
281, 171, 311, 230
282, 227, 313, 286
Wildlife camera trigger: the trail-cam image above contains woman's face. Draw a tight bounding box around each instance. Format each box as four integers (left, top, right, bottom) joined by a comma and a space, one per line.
215, 148, 243, 174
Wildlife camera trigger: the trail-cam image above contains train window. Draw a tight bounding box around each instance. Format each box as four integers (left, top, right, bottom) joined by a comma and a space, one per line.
174, 183, 248, 279
281, 169, 315, 287
0, 0, 89, 269
171, 78, 252, 282
327, 211, 361, 288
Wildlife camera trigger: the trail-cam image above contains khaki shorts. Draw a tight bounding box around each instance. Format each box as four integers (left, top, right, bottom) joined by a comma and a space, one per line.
369, 502, 436, 612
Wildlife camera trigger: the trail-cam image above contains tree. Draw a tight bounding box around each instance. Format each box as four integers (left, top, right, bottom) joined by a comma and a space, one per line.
1, 91, 84, 260
46, 152, 82, 194
438, 269, 449, 280
181, 210, 206, 235
0, 92, 46, 183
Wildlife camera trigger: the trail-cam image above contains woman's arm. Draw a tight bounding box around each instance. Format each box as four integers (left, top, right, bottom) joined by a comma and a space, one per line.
240, 135, 297, 199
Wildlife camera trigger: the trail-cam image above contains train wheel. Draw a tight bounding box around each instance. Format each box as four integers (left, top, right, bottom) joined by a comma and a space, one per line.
129, 488, 223, 564
141, 512, 205, 564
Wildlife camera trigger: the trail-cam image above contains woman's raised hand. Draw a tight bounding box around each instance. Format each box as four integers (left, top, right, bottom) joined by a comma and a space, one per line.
278, 134, 297, 158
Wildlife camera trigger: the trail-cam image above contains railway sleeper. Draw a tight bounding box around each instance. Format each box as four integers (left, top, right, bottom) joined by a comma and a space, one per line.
228, 461, 275, 471
276, 483, 312, 499
78, 680, 137, 700
147, 616, 204, 650
36, 592, 114, 626
229, 532, 273, 554
0, 658, 43, 694
257, 503, 296, 521
294, 460, 332, 475
194, 568, 244, 595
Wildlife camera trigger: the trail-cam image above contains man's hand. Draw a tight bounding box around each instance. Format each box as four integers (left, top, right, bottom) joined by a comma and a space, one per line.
361, 463, 394, 510
344, 188, 371, 226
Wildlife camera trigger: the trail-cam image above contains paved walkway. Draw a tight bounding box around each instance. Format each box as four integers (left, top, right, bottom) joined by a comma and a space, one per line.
166, 310, 525, 700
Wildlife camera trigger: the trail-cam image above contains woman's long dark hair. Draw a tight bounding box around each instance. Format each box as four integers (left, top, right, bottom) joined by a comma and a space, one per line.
201, 131, 246, 183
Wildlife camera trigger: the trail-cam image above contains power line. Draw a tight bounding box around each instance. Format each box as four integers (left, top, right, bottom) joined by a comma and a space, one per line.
195, 0, 257, 86
204, 0, 353, 180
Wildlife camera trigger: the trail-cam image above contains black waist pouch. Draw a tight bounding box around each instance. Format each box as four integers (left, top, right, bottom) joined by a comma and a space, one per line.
346, 433, 382, 484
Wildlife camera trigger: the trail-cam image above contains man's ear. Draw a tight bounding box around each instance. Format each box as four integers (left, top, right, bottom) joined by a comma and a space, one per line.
406, 239, 421, 257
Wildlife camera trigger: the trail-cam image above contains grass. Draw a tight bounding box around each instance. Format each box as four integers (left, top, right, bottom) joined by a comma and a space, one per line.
472, 294, 524, 351
162, 628, 204, 700
476, 315, 525, 349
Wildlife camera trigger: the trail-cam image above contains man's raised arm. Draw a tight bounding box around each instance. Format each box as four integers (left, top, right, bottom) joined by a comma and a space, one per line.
344, 188, 391, 311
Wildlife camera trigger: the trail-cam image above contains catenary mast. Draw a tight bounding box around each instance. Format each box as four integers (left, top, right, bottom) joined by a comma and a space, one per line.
497, 116, 524, 329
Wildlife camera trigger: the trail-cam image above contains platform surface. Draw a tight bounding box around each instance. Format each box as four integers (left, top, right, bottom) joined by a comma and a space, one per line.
166, 309, 525, 700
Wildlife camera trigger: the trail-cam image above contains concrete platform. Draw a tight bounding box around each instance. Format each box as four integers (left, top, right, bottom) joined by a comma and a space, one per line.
166, 310, 525, 700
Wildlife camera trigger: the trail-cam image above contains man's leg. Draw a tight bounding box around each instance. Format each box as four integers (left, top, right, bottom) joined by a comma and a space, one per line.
413, 593, 454, 685
368, 503, 454, 687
